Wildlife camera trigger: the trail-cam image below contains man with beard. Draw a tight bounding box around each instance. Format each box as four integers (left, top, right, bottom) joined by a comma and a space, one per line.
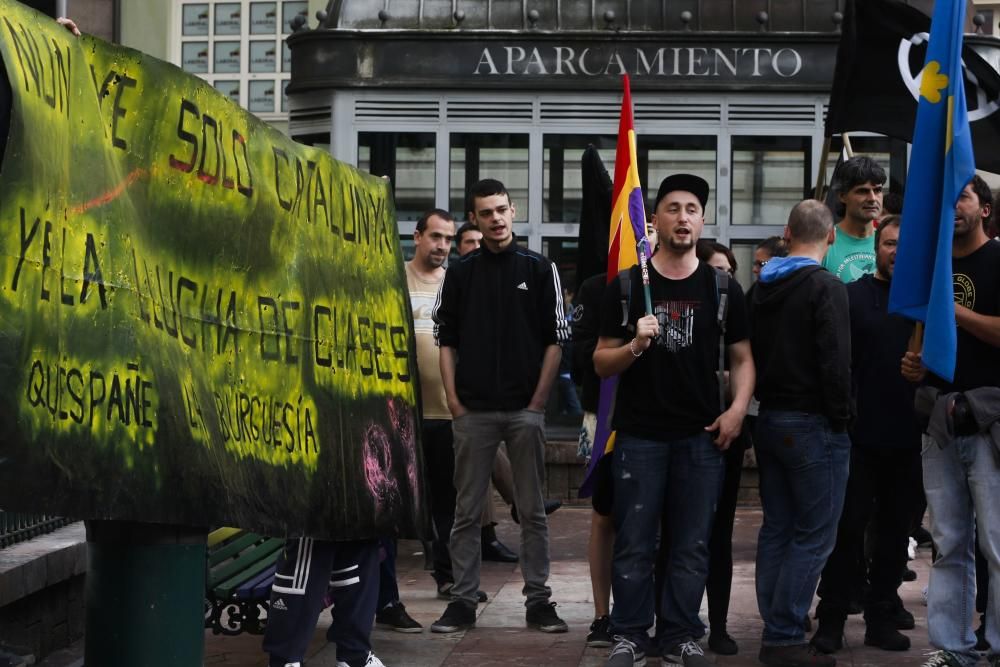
822, 156, 885, 283
431, 179, 569, 635
594, 174, 754, 667
904, 176, 1000, 667
811, 214, 921, 655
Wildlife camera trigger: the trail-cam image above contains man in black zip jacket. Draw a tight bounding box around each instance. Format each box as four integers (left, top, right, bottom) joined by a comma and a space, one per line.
750, 199, 851, 667
811, 214, 921, 654
430, 178, 570, 635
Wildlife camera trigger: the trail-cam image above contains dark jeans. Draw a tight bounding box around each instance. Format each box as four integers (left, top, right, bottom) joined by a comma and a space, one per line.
421, 419, 456, 586
655, 431, 748, 637
816, 446, 922, 621
754, 410, 850, 646
610, 431, 723, 649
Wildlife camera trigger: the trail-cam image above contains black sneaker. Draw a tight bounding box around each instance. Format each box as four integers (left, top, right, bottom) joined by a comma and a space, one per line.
525, 600, 568, 633
430, 600, 476, 633
708, 629, 738, 655
892, 604, 915, 631
375, 601, 423, 633
606, 636, 646, 666
922, 651, 968, 667
587, 615, 613, 647
663, 639, 712, 666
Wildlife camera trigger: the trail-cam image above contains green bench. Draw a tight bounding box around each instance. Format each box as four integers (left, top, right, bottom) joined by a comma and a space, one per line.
204, 527, 285, 636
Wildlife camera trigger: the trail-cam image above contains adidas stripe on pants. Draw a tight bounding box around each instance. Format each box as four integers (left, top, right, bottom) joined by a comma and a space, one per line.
263, 538, 379, 667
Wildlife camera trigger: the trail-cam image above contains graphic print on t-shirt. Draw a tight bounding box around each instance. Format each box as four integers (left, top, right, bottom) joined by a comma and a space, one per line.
654, 299, 699, 351
833, 251, 876, 283
954, 273, 976, 309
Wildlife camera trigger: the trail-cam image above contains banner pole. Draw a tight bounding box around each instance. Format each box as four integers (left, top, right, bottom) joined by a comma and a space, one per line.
814, 136, 832, 199
842, 132, 855, 158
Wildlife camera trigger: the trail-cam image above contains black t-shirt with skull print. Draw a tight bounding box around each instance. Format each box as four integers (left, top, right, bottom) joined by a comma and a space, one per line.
600, 261, 749, 441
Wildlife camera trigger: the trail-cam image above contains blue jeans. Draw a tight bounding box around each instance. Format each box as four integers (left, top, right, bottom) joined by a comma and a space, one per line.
609, 431, 723, 649
754, 410, 850, 646
924, 431, 1000, 664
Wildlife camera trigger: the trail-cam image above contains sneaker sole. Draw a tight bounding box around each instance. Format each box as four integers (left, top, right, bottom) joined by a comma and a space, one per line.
586, 638, 613, 648
430, 623, 475, 633
377, 623, 424, 634
527, 621, 569, 633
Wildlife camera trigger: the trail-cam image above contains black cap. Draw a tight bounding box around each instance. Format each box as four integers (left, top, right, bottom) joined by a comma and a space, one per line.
654, 174, 710, 211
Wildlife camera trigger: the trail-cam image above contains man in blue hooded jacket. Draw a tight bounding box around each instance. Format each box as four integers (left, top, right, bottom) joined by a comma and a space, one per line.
750, 199, 852, 667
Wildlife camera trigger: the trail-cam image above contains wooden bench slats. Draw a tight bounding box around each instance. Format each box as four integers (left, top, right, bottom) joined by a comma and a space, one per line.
207, 527, 242, 549
214, 545, 282, 598
236, 568, 276, 601
208, 532, 266, 568
205, 527, 281, 636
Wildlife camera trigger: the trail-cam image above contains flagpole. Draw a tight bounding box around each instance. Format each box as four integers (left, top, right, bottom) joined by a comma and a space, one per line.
842, 132, 855, 158
908, 322, 924, 354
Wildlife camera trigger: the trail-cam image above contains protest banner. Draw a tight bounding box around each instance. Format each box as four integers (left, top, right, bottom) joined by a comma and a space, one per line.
0, 0, 425, 541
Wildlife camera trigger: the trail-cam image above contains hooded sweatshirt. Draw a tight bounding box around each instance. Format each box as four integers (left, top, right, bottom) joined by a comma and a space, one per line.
750, 256, 852, 430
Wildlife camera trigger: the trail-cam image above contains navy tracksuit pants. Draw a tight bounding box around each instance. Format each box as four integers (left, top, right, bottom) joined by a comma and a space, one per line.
263, 538, 379, 667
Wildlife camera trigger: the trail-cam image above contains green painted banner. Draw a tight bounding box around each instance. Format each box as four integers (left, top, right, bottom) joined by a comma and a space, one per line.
0, 1, 426, 540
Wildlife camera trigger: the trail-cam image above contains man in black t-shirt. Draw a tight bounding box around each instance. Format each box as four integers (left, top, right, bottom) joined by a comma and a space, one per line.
594, 174, 754, 667
901, 176, 1000, 667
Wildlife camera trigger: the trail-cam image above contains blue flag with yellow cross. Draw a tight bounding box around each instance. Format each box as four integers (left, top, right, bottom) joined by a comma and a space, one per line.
889, 0, 976, 383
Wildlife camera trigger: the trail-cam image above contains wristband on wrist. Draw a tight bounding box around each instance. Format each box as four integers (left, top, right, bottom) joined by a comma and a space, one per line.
629, 338, 643, 358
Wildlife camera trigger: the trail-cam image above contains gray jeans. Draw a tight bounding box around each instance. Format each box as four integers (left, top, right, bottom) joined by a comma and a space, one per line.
450, 409, 552, 607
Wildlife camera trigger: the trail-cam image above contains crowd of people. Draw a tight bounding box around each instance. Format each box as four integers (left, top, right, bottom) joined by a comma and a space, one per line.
258, 157, 1000, 667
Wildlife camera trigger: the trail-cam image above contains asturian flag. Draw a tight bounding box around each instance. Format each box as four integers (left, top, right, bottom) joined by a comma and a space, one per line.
889, 0, 976, 382
579, 75, 648, 497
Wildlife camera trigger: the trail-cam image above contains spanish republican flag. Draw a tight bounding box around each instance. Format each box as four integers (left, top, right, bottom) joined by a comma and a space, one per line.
580, 75, 648, 497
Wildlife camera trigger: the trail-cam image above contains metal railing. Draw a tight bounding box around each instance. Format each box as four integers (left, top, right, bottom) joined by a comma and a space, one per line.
0, 512, 73, 548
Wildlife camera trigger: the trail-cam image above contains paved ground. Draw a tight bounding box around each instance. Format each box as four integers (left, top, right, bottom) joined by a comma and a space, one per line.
42, 504, 938, 666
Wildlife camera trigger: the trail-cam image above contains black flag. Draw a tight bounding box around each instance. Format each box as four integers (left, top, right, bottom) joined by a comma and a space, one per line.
827, 0, 1000, 174
576, 145, 613, 291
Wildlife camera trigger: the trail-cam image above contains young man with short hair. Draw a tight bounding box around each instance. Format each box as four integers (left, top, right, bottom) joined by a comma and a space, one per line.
431, 178, 569, 635
455, 222, 483, 257
594, 174, 754, 667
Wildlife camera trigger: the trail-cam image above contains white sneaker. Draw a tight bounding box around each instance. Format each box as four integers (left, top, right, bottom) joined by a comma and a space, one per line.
908, 537, 917, 560
336, 652, 386, 667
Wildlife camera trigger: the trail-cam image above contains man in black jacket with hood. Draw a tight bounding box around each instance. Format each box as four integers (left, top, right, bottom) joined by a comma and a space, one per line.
751, 199, 851, 667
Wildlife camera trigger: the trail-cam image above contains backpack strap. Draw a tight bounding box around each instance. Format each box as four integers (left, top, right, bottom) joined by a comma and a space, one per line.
712, 267, 731, 412
617, 266, 637, 335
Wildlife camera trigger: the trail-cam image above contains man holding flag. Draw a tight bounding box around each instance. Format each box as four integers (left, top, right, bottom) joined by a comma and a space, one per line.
593, 173, 754, 667
887, 1, 1000, 666
903, 176, 1000, 667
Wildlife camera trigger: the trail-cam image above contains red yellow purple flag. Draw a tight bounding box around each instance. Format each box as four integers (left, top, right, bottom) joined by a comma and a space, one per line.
580, 75, 648, 497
